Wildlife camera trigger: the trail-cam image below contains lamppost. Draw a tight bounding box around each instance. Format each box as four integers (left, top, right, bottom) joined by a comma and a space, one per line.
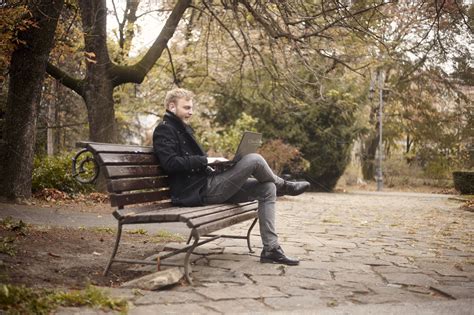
376, 70, 385, 192
369, 70, 385, 191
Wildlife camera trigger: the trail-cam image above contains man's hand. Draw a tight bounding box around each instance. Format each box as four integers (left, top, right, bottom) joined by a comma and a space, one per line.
207, 157, 229, 164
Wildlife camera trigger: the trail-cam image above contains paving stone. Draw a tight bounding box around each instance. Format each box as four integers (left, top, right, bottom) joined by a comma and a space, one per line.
355, 286, 443, 304
208, 258, 247, 269
250, 275, 325, 291
416, 262, 471, 277
206, 253, 251, 261
192, 265, 253, 284
133, 290, 206, 305
320, 240, 358, 249
201, 298, 272, 313
284, 267, 333, 281
382, 272, 438, 287
372, 265, 421, 274
376, 254, 414, 265
433, 275, 471, 283
333, 271, 384, 285
431, 285, 474, 299
230, 260, 285, 276
129, 303, 215, 314
335, 255, 392, 267
195, 283, 286, 300
297, 260, 372, 272
264, 295, 329, 310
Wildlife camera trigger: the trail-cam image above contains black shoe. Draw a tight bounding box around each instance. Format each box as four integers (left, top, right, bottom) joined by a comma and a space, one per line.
277, 180, 310, 196
260, 246, 300, 265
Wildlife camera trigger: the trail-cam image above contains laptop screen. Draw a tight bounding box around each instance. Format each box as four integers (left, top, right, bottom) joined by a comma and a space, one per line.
233, 131, 262, 161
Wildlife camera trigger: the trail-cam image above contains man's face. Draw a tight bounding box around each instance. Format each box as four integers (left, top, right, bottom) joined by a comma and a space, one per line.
170, 98, 193, 123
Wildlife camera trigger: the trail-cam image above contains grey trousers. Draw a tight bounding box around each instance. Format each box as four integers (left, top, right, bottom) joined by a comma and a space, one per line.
203, 153, 284, 251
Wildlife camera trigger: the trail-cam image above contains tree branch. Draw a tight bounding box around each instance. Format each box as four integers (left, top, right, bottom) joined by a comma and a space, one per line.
110, 0, 192, 86
165, 46, 178, 86
46, 62, 84, 97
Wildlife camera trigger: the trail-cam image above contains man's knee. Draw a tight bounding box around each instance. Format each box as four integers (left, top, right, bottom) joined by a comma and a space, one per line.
244, 153, 265, 164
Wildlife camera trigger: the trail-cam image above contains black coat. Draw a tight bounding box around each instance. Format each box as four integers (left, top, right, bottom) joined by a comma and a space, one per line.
153, 111, 208, 206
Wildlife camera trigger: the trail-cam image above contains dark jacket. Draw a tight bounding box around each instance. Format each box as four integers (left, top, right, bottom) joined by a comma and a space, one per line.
153, 111, 208, 206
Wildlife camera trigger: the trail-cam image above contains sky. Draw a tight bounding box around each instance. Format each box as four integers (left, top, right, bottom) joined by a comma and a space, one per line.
106, 0, 169, 56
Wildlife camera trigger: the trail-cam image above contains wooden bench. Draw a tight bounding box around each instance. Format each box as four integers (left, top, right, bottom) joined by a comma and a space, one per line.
77, 142, 259, 284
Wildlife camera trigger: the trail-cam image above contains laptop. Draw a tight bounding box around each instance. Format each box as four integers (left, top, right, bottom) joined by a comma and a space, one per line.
208, 131, 262, 167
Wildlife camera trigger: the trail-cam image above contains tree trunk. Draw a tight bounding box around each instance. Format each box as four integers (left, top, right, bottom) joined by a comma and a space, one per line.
361, 132, 379, 181
0, 0, 64, 200
79, 0, 117, 142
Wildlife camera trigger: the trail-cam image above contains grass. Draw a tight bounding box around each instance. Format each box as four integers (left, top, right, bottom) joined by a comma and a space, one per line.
0, 217, 30, 257
0, 217, 28, 235
0, 284, 127, 314
0, 237, 16, 256
126, 228, 148, 235
150, 230, 185, 243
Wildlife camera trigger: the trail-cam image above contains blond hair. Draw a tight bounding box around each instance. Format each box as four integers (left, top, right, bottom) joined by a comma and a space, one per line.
164, 88, 194, 109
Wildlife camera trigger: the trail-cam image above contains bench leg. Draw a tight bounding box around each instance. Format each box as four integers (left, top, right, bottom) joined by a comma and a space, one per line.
184, 235, 200, 285
186, 233, 192, 245
103, 222, 123, 276
246, 218, 258, 253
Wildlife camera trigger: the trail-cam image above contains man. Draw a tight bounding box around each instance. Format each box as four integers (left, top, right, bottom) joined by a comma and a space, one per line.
153, 88, 310, 265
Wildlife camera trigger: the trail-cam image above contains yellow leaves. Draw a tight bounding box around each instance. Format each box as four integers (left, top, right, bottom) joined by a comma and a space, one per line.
0, 5, 33, 69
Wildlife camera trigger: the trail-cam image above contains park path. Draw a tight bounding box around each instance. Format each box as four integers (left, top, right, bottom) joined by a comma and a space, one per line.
1, 191, 473, 314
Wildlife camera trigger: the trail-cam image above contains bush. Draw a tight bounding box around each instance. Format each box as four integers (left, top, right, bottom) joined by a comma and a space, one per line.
423, 156, 452, 180
258, 139, 309, 176
452, 171, 474, 194
32, 152, 95, 194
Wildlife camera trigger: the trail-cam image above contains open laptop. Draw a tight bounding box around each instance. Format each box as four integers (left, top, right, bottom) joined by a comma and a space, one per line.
208, 131, 262, 167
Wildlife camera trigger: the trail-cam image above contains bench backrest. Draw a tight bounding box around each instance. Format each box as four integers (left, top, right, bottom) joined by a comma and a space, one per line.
86, 143, 170, 209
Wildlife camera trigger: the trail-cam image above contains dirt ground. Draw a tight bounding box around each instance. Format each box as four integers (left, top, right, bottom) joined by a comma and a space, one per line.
0, 213, 184, 290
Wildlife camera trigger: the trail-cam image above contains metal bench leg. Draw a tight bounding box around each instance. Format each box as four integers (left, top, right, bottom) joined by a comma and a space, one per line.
104, 222, 123, 276
186, 233, 192, 245
184, 235, 200, 285
246, 218, 258, 253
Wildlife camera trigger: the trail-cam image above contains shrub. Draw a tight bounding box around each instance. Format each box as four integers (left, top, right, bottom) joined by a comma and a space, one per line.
258, 139, 309, 176
423, 156, 452, 180
452, 171, 474, 194
32, 152, 95, 194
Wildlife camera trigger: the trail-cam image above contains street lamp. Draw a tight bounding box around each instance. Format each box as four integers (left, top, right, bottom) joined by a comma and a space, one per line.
370, 70, 384, 191
376, 70, 385, 191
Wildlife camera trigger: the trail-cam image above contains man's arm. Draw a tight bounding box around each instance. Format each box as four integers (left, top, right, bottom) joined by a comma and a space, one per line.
153, 124, 207, 173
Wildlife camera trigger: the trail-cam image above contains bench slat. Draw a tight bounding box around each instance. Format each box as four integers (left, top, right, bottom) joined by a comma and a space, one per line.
105, 165, 165, 178
115, 204, 241, 224
107, 177, 168, 193
99, 153, 158, 165
179, 202, 256, 220
193, 211, 258, 236
88, 143, 153, 154
186, 204, 258, 228
110, 190, 170, 207
112, 202, 172, 219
